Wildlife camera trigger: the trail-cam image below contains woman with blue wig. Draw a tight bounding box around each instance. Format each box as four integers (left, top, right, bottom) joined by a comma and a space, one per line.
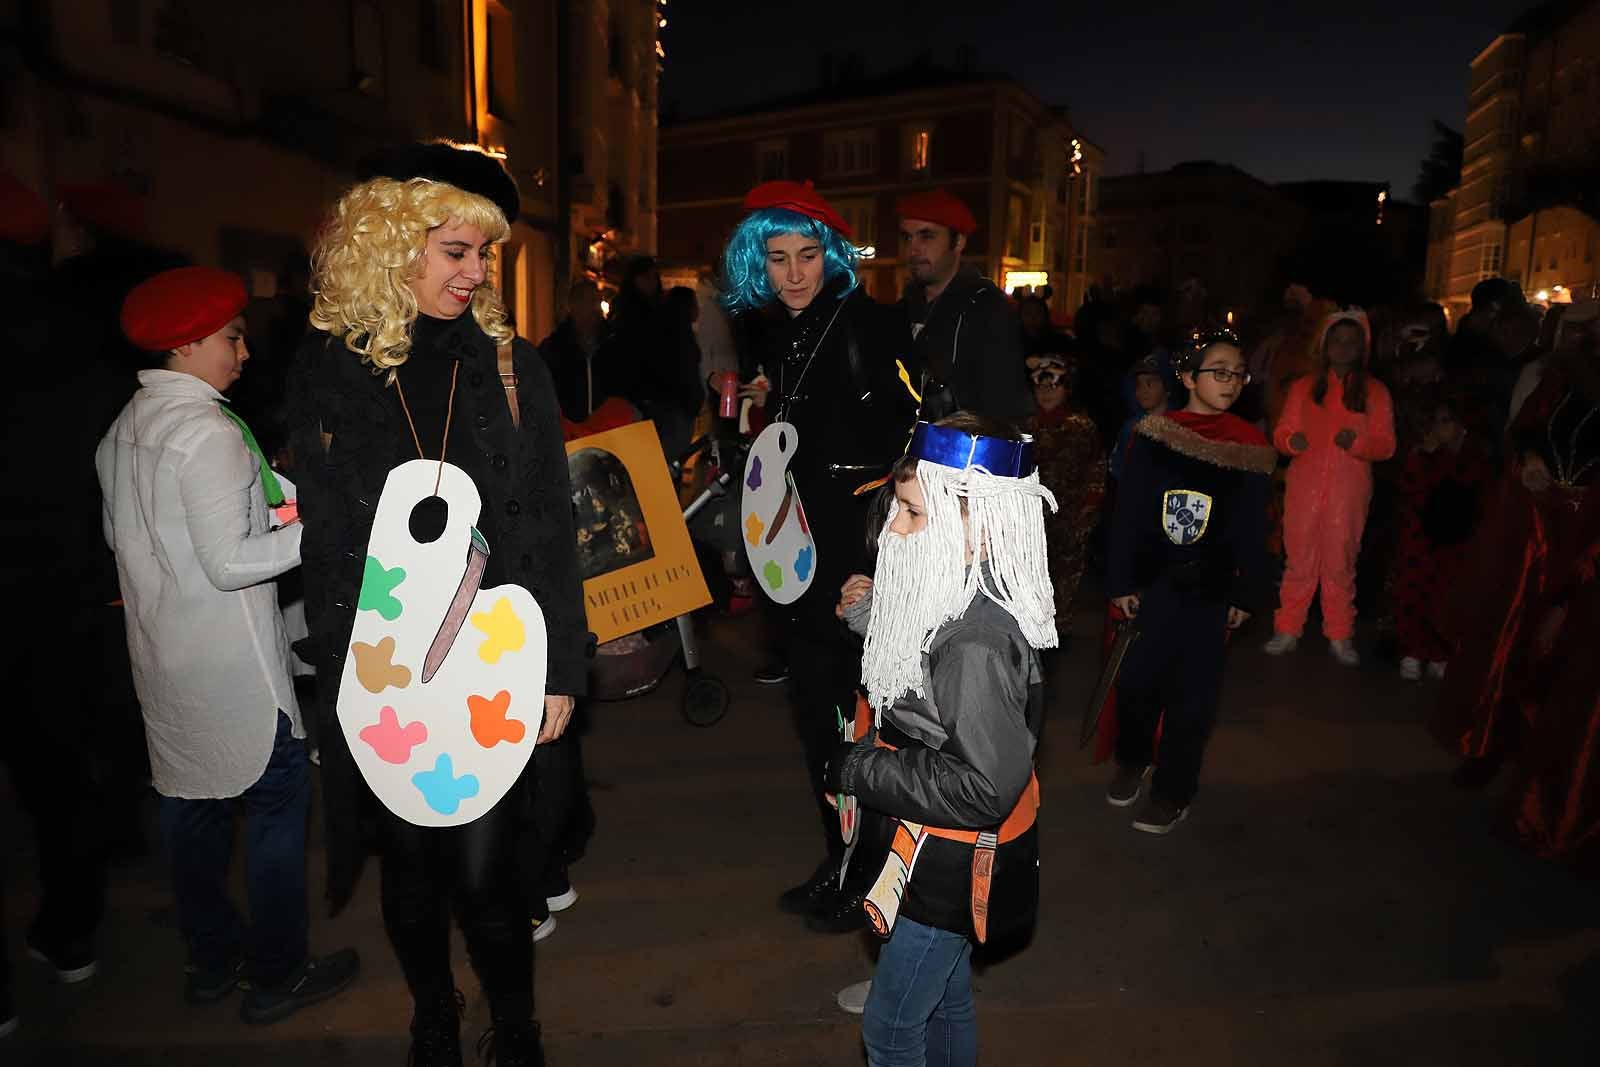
721, 180, 920, 932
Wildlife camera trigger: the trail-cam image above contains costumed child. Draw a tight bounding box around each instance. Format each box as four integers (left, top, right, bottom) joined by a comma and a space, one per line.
1104, 331, 1275, 833
1264, 310, 1396, 666
1109, 353, 1174, 483
1026, 352, 1105, 630
1389, 391, 1492, 681
828, 413, 1055, 1065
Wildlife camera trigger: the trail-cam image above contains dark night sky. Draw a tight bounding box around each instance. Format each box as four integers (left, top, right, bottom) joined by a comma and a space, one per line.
661, 0, 1530, 199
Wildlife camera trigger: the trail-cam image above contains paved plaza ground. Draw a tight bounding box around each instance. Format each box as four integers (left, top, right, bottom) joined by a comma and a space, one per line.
5, 593, 1598, 1065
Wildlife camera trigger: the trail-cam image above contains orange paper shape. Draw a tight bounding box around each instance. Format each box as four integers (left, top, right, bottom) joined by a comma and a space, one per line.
467, 689, 525, 748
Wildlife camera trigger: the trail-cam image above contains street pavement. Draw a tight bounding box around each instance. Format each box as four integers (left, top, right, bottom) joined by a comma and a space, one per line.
4, 591, 1598, 1065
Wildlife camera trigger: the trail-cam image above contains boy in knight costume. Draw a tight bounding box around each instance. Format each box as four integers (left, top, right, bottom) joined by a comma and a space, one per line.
827, 413, 1054, 1065
1104, 330, 1275, 833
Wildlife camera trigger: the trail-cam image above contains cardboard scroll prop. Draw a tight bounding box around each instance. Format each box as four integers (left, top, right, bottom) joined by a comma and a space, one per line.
742, 421, 817, 605
566, 420, 712, 645
337, 459, 547, 827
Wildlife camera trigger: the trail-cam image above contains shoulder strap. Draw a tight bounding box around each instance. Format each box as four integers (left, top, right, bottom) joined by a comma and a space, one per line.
498, 343, 519, 430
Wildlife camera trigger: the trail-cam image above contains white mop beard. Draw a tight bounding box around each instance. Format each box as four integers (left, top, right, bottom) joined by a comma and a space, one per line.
860, 462, 1059, 715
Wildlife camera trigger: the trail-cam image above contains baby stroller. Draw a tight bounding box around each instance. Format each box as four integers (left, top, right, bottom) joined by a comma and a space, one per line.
585, 433, 743, 727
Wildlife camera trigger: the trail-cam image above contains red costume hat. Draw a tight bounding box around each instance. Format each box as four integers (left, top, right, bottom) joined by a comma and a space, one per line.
0, 172, 50, 246
121, 266, 249, 352
896, 188, 977, 235
743, 180, 853, 239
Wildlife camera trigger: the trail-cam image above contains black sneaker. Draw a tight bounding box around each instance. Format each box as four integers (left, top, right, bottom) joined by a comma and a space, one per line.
26, 929, 98, 984
752, 661, 790, 685
1131, 796, 1189, 835
804, 890, 866, 935
1106, 764, 1148, 809
476, 1021, 545, 1066
239, 948, 360, 1025
777, 857, 839, 916
408, 988, 464, 1067
185, 956, 249, 1004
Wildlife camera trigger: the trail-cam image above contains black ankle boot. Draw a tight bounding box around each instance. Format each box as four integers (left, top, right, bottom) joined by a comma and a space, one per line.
408, 988, 464, 1067
477, 993, 544, 1066
777, 856, 840, 916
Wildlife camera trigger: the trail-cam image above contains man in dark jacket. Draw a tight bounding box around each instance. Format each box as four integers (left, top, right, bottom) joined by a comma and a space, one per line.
897, 189, 1033, 423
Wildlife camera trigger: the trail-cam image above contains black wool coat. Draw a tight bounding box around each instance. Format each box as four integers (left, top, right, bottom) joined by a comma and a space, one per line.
286, 314, 588, 912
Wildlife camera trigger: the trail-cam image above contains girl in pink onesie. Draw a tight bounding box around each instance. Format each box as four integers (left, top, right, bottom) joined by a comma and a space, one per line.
1264, 310, 1396, 666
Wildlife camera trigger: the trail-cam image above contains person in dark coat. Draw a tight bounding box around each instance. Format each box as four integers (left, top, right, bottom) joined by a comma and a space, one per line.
720, 180, 920, 934
539, 278, 629, 423
897, 188, 1033, 423
286, 142, 587, 1067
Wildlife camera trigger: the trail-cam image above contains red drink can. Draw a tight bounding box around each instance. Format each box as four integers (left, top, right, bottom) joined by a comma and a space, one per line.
717, 371, 739, 418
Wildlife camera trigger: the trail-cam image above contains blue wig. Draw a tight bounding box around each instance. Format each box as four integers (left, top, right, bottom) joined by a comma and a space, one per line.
719, 208, 859, 313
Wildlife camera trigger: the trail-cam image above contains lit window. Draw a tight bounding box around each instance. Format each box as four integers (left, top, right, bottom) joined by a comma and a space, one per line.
912, 130, 930, 172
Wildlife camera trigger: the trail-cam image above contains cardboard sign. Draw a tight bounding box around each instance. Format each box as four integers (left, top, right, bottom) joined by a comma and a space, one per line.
336, 459, 546, 827
566, 420, 711, 644
741, 421, 817, 605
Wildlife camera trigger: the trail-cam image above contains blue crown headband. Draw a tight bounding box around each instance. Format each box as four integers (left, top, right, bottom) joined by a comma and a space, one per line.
908, 422, 1036, 478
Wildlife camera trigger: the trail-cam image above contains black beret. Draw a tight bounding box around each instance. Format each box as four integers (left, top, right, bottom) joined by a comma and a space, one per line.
357, 141, 520, 225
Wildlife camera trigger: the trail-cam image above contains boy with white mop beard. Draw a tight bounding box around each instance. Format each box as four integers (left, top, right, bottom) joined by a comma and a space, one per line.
826, 413, 1056, 1066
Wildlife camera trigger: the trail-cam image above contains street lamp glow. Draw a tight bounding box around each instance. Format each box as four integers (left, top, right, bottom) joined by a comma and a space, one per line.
1002, 270, 1049, 295
1536, 289, 1550, 302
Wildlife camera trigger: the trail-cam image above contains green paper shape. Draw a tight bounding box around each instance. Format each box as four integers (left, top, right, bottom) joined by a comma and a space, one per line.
359, 556, 407, 620
762, 559, 784, 592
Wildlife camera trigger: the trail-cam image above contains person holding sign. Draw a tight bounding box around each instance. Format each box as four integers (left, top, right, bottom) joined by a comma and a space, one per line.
96, 266, 360, 1022
288, 142, 585, 1067
719, 180, 919, 932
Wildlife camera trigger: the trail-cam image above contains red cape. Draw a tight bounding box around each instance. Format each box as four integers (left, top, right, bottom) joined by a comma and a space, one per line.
1166, 409, 1269, 448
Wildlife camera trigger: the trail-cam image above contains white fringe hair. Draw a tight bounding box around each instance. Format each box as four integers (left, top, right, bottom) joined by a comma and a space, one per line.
860, 459, 1059, 714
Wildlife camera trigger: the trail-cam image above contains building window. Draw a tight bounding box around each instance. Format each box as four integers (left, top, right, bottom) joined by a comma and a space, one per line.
1073, 227, 1088, 273
1479, 241, 1503, 279
907, 127, 931, 174
418, 0, 446, 71
756, 140, 788, 182
1005, 195, 1024, 258
832, 199, 877, 248
352, 1, 387, 96
1076, 172, 1093, 216
485, 2, 515, 118
607, 182, 627, 231
1029, 219, 1044, 245
824, 129, 878, 178
112, 0, 141, 44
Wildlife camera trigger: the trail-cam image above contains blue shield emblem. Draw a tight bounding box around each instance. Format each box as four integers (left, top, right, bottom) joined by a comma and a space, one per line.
1163, 490, 1213, 546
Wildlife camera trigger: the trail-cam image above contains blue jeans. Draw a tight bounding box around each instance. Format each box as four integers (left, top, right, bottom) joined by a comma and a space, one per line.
862, 917, 976, 1067
159, 712, 310, 987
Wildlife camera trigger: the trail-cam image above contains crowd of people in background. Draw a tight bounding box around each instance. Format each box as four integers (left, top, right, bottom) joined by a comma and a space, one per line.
2, 154, 1598, 1067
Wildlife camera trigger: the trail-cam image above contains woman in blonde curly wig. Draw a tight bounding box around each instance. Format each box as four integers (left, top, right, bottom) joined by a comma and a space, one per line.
309, 175, 514, 371
287, 142, 587, 1067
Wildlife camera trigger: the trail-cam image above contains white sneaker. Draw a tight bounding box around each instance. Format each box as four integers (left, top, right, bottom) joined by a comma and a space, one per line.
546, 886, 580, 913
1263, 632, 1299, 655
1427, 661, 1448, 680
1329, 639, 1360, 667
1400, 657, 1422, 681
835, 979, 871, 1015
0, 1014, 17, 1040
531, 914, 558, 943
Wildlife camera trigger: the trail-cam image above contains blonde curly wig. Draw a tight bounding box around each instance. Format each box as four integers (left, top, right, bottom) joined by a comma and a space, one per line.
309, 176, 513, 371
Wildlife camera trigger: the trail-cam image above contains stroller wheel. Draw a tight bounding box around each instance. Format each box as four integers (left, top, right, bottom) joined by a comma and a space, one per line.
682, 673, 729, 727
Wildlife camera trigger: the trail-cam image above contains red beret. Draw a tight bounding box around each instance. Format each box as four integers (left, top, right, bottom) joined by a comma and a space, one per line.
743, 180, 853, 240
121, 266, 249, 352
896, 188, 977, 235
0, 172, 50, 245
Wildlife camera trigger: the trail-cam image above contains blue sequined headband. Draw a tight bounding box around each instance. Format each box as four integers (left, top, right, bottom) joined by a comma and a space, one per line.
908, 422, 1036, 478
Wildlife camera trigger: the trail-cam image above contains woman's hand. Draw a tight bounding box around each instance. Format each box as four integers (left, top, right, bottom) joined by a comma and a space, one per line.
738, 376, 771, 408
1334, 428, 1356, 451
1113, 593, 1141, 619
1289, 432, 1310, 453
1521, 454, 1553, 493
1227, 607, 1250, 630
538, 695, 576, 743
836, 574, 873, 618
